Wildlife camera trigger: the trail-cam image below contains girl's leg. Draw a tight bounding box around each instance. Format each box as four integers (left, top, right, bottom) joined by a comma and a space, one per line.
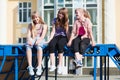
74, 52, 83, 67
57, 36, 67, 74
49, 53, 56, 72
50, 53, 55, 66
74, 52, 82, 61
58, 53, 63, 67
36, 47, 43, 76
72, 37, 83, 67
26, 47, 34, 76
49, 37, 57, 71
26, 49, 32, 66
57, 53, 63, 74
72, 37, 81, 60
80, 38, 90, 54
37, 47, 43, 67
26, 38, 35, 66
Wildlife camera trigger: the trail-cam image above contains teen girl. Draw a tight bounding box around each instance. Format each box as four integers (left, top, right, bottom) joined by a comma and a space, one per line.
67, 8, 95, 67
26, 11, 47, 76
47, 8, 69, 74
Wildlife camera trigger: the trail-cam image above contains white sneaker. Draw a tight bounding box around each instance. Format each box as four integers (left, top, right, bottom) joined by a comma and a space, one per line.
36, 66, 42, 76
27, 66, 34, 76
57, 66, 62, 74
49, 66, 56, 72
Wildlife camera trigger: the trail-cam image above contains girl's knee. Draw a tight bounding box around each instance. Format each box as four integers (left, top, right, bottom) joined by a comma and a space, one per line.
37, 46, 42, 51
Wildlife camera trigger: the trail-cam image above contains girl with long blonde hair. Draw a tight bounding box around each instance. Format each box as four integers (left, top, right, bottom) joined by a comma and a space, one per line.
26, 11, 47, 76
67, 8, 95, 67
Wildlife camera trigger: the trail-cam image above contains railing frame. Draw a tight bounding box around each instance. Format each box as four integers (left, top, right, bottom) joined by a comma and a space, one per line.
0, 44, 120, 80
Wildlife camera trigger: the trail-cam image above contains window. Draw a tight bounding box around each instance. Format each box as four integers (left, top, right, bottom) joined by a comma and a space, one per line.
50, 0, 54, 3
66, 0, 72, 2
44, 0, 54, 5
44, 10, 54, 40
44, 10, 54, 26
18, 2, 31, 23
86, 0, 96, 3
83, 57, 93, 67
18, 37, 26, 44
68, 8, 72, 25
58, 0, 64, 3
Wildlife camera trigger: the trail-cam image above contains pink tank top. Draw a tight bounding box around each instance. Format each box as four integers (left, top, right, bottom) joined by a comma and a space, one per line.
36, 25, 43, 37
78, 26, 86, 36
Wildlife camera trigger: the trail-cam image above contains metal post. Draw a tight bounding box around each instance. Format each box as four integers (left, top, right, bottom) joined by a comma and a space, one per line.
107, 56, 109, 80
15, 56, 18, 80
0, 56, 6, 72
15, 47, 18, 80
45, 56, 48, 80
104, 56, 106, 80
94, 56, 97, 80
55, 56, 57, 80
100, 56, 103, 80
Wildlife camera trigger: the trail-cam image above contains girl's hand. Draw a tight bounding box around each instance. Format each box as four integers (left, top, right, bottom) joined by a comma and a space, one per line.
44, 40, 51, 44
67, 41, 72, 47
35, 40, 41, 45
27, 40, 33, 46
91, 41, 96, 46
45, 41, 49, 44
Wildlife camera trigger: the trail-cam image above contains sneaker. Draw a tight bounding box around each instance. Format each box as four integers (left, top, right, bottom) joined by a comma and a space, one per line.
57, 66, 62, 74
27, 66, 34, 76
76, 60, 83, 67
49, 66, 56, 72
73, 59, 77, 65
73, 60, 83, 67
36, 66, 42, 76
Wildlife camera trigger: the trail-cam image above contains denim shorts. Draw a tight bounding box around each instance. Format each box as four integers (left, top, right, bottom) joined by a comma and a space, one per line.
26, 37, 46, 50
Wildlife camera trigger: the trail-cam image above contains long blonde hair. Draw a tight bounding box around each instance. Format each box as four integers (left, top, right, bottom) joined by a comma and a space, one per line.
75, 8, 91, 19
31, 11, 45, 38
55, 8, 69, 31
84, 10, 91, 19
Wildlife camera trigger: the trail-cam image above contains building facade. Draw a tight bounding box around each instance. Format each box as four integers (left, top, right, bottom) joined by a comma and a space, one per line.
0, 0, 120, 75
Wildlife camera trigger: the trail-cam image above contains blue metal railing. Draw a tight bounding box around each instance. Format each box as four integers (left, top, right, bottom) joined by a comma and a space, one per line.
0, 44, 120, 80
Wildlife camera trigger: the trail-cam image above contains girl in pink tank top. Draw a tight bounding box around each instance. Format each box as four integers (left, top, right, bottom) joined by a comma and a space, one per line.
67, 8, 95, 68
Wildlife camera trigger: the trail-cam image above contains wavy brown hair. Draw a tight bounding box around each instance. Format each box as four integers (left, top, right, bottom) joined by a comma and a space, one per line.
55, 8, 69, 31
31, 11, 45, 38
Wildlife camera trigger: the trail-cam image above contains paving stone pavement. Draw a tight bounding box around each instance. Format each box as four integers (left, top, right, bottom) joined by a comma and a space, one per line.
35, 75, 120, 80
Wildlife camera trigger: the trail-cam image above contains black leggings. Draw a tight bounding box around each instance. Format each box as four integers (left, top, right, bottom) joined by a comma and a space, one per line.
72, 36, 90, 54
49, 35, 67, 53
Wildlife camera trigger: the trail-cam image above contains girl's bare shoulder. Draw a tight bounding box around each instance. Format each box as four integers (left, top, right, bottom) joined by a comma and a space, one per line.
85, 18, 92, 24
42, 24, 48, 30
28, 23, 32, 29
74, 19, 80, 25
85, 18, 92, 28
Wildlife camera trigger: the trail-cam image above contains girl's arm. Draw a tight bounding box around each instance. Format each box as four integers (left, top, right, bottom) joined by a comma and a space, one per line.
67, 21, 77, 46
46, 24, 55, 43
27, 24, 33, 45
66, 21, 70, 39
40, 24, 48, 39
87, 19, 95, 46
